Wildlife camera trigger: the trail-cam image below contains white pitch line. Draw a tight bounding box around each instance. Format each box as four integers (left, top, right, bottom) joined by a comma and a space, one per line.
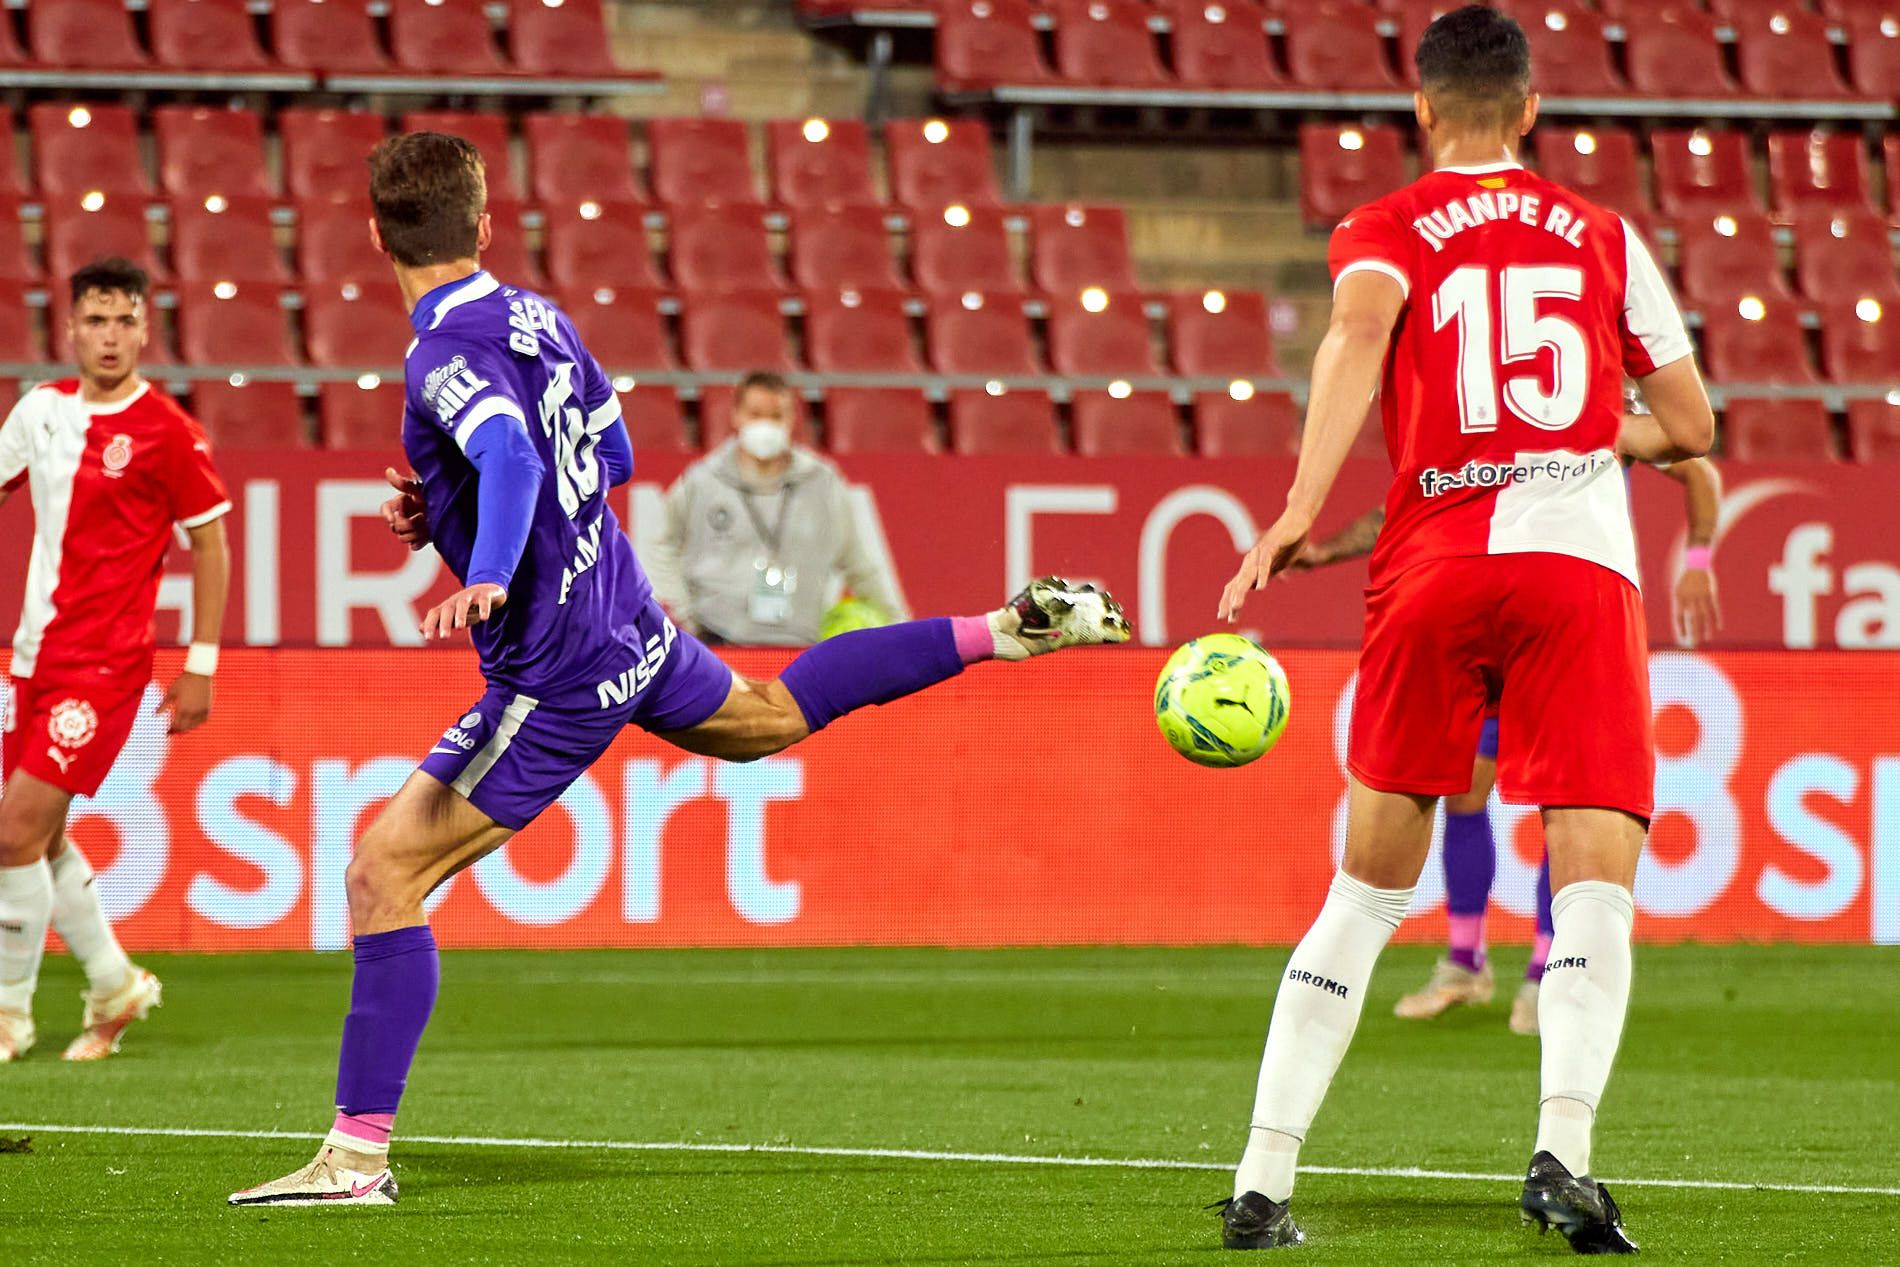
4, 1123, 1897, 1199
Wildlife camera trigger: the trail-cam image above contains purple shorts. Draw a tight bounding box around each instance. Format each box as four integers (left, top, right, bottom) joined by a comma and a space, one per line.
1476, 714, 1500, 761
420, 599, 734, 829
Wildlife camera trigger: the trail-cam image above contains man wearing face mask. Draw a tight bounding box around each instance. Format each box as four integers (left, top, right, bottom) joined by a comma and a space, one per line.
650, 372, 909, 646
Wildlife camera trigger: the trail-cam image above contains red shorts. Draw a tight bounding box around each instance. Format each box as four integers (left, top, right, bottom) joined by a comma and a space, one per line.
2, 674, 147, 798
1348, 553, 1654, 821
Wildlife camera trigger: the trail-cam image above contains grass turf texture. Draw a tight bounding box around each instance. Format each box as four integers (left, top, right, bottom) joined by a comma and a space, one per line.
1, 945, 1894, 1264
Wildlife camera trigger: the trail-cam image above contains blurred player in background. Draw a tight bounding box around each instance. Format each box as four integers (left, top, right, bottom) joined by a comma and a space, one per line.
1215, 7, 1713, 1253
0, 257, 231, 1063
1292, 446, 1722, 1034
229, 134, 1129, 1208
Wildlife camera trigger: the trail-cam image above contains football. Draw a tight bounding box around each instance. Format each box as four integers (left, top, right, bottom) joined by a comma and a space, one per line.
1154, 633, 1292, 768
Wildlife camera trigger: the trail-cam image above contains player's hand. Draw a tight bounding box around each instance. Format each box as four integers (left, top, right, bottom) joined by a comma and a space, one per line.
159, 671, 213, 734
1674, 566, 1721, 648
1218, 505, 1315, 622
420, 583, 508, 641
382, 467, 431, 551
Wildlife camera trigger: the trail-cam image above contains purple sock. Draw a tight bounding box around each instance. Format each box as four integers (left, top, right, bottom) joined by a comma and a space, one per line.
779, 617, 965, 733
1528, 857, 1554, 982
1442, 808, 1496, 971
334, 925, 439, 1118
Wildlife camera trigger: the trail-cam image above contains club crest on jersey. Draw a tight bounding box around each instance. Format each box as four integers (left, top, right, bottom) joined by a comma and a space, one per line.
48, 698, 99, 750
101, 433, 133, 477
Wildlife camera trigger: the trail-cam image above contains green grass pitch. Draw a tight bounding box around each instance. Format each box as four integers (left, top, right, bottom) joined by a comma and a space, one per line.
2, 945, 1894, 1264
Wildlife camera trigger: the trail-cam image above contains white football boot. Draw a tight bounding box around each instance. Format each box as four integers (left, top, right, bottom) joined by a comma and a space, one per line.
1509, 980, 1541, 1036
989, 577, 1132, 661
62, 966, 162, 1061
228, 1143, 398, 1208
0, 1006, 34, 1062
1392, 957, 1496, 1020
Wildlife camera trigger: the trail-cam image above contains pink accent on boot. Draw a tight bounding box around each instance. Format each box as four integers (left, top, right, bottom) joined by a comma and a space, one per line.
1446, 913, 1487, 971
952, 615, 994, 665
330, 1111, 395, 1150
1528, 931, 1554, 981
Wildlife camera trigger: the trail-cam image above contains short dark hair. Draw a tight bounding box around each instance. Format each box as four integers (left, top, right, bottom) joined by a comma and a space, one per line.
70, 256, 149, 307
1415, 5, 1531, 129
367, 132, 487, 268
736, 371, 791, 399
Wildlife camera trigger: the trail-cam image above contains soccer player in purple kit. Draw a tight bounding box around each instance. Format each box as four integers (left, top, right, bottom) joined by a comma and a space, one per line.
227, 133, 1130, 1207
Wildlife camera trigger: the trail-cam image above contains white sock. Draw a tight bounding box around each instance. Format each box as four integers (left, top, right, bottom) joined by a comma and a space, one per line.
49, 841, 133, 995
1235, 871, 1414, 1201
0, 861, 55, 1014
1535, 880, 1636, 1177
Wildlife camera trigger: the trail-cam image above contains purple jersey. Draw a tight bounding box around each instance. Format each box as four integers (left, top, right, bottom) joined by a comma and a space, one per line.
403, 270, 648, 703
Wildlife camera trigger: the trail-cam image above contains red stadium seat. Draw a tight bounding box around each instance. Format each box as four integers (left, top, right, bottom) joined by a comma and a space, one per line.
936, 0, 1052, 91
647, 118, 759, 208
1843, 10, 1900, 100
509, 0, 624, 78
1652, 129, 1760, 217
1767, 131, 1874, 219
669, 203, 781, 292
556, 285, 672, 368
317, 378, 405, 449
680, 291, 792, 371
1623, 8, 1736, 99
788, 206, 901, 291
1171, 289, 1281, 377
948, 387, 1062, 455
1194, 390, 1301, 457
192, 380, 309, 449
150, 0, 272, 71
0, 382, 19, 422
272, 0, 389, 73
43, 195, 162, 282
1735, 11, 1854, 100
154, 107, 271, 201
615, 384, 692, 455
1820, 297, 1900, 383
767, 118, 879, 209
296, 199, 389, 285
1675, 213, 1787, 303
542, 201, 662, 290
177, 283, 295, 365
1071, 390, 1183, 456
825, 388, 939, 454
0, 199, 36, 281
0, 108, 20, 198
387, 0, 506, 75
885, 118, 1001, 212
1507, 2, 1621, 96
928, 293, 1038, 373
303, 282, 413, 367
1161, 0, 1281, 90
28, 0, 146, 68
1030, 205, 1137, 294
1890, 135, 1900, 224
911, 205, 1021, 296
804, 288, 920, 373
281, 109, 388, 203
401, 111, 518, 199
698, 383, 812, 449
1794, 210, 1900, 302
476, 202, 541, 287
1709, 0, 1816, 20
1046, 0, 1170, 88
1046, 290, 1157, 375
0, 282, 43, 363
1698, 295, 1817, 384
30, 104, 150, 199
524, 113, 642, 205
172, 197, 289, 283
0, 11, 26, 69
1299, 123, 1407, 226
1846, 399, 1900, 463
1531, 127, 1645, 219
1721, 398, 1839, 461
1284, 3, 1401, 92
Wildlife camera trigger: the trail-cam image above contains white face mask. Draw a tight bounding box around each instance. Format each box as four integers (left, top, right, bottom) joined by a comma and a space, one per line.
737, 419, 790, 462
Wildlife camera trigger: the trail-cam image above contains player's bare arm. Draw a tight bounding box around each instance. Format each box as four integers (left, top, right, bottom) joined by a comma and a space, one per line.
1655, 456, 1722, 647
1289, 506, 1387, 572
1616, 357, 1716, 464
159, 517, 230, 734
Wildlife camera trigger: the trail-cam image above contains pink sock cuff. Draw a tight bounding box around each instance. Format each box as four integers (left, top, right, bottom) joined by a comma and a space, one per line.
330, 1111, 395, 1149
1530, 931, 1554, 974
1446, 912, 1486, 950
951, 615, 993, 665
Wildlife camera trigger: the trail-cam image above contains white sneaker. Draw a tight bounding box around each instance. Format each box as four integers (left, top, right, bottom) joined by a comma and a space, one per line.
990, 577, 1132, 661
0, 1007, 34, 1062
62, 967, 162, 1062
227, 1144, 398, 1207
1393, 957, 1495, 1020
1510, 980, 1541, 1036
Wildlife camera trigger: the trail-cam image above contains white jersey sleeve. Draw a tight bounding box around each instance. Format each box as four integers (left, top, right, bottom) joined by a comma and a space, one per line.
1619, 217, 1694, 376
0, 389, 42, 488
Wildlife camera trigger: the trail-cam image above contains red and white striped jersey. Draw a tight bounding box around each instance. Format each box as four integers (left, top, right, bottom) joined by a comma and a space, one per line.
1328, 160, 1692, 590
0, 379, 230, 683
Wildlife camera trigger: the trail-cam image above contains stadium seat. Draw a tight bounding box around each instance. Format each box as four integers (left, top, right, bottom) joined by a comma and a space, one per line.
1030, 205, 1138, 295
910, 205, 1021, 296
1046, 0, 1170, 88
149, 0, 272, 72
1767, 131, 1874, 219
1170, 290, 1280, 377
1698, 295, 1818, 384
524, 113, 643, 205
317, 378, 405, 449
1890, 135, 1900, 224
154, 107, 272, 202
191, 380, 309, 449
615, 383, 692, 455
475, 203, 541, 287
1820, 297, 1900, 383
1846, 399, 1900, 463
680, 291, 793, 371
0, 108, 19, 198
509, 0, 625, 78
928, 293, 1039, 374
647, 117, 759, 208
1844, 10, 1900, 100
1194, 390, 1301, 457
788, 206, 902, 291
1046, 290, 1158, 375
1299, 123, 1407, 226
1506, 1, 1621, 96
767, 118, 879, 209
387, 0, 507, 75
699, 383, 812, 449
272, 0, 389, 73
0, 382, 18, 422
669, 203, 781, 292
948, 387, 1062, 455
1623, 8, 1736, 98
28, 0, 146, 68
1735, 11, 1854, 100
0, 282, 43, 364
825, 388, 939, 454
1530, 127, 1645, 219
0, 200, 32, 282
30, 104, 150, 199
1721, 398, 1839, 461
1284, 3, 1401, 92
296, 199, 390, 285
804, 288, 921, 373
281, 109, 388, 203
1071, 390, 1184, 457
0, 12, 25, 70
1161, 0, 1282, 90
43, 195, 162, 282
1652, 129, 1761, 217
1675, 213, 1788, 303
172, 197, 289, 284
542, 201, 662, 290
885, 118, 1002, 212
1708, 0, 1816, 20
936, 0, 1052, 91
402, 111, 518, 199
556, 285, 673, 368
177, 283, 295, 365
303, 282, 414, 367
1794, 210, 1900, 302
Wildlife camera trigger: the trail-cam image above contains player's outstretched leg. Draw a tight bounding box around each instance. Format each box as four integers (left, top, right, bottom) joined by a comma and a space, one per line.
1510, 856, 1554, 1036
1394, 748, 1498, 1021
0, 771, 72, 1063
46, 838, 163, 1061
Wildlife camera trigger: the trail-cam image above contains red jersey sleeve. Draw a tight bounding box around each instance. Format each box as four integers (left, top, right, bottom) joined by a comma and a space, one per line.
1327, 205, 1414, 300
1616, 217, 1694, 376
169, 411, 232, 527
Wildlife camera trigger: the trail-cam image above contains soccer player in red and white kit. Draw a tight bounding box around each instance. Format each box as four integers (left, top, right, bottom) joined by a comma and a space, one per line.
1213, 9, 1713, 1254
0, 258, 231, 1063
